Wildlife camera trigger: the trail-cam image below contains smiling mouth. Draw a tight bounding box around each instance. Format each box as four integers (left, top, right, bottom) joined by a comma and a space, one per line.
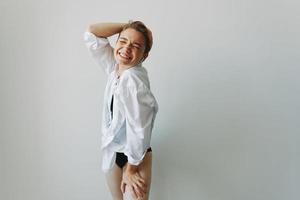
118, 51, 132, 60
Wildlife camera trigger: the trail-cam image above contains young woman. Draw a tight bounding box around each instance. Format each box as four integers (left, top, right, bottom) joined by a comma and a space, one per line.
83, 21, 158, 200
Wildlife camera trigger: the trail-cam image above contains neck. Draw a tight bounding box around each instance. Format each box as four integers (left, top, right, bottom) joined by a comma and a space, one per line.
117, 63, 139, 76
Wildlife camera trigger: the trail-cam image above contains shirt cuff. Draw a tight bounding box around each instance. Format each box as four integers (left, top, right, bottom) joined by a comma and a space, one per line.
83, 31, 109, 50
126, 149, 148, 166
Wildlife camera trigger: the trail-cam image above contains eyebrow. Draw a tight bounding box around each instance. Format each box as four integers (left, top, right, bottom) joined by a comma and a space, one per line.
119, 37, 128, 41
119, 37, 142, 47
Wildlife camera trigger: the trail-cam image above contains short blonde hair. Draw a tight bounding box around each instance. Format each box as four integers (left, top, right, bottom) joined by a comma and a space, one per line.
119, 20, 152, 55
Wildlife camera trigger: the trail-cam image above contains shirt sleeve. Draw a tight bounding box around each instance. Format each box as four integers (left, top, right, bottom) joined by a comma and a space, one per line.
120, 84, 157, 166
83, 31, 116, 75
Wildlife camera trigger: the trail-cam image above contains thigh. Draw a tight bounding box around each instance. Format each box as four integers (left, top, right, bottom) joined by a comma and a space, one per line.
123, 152, 153, 200
105, 163, 123, 200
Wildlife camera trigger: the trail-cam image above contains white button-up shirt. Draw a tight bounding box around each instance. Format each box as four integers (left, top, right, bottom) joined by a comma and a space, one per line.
83, 31, 159, 173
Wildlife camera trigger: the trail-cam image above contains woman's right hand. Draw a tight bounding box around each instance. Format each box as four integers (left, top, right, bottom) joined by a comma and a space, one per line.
121, 167, 147, 199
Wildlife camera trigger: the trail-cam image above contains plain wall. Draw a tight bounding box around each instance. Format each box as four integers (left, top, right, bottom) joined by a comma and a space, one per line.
1, 0, 299, 199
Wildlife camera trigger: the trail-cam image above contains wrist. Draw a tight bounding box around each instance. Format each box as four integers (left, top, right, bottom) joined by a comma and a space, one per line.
117, 22, 126, 32
125, 163, 139, 173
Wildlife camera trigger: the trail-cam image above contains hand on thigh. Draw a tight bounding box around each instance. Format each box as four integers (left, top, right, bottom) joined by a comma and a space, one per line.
123, 152, 152, 200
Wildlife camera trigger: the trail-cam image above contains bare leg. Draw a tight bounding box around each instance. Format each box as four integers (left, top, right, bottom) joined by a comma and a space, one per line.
123, 152, 153, 200
105, 163, 123, 200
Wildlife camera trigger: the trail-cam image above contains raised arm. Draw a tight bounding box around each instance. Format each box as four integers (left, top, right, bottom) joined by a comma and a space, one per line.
83, 22, 126, 74
87, 22, 126, 38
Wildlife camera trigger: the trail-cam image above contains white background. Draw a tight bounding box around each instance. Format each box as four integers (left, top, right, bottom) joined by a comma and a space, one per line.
1, 0, 299, 199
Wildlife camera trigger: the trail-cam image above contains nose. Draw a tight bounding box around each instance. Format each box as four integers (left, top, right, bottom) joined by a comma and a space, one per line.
123, 44, 132, 52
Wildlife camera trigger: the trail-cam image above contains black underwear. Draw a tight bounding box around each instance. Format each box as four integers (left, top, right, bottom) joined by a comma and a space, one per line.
116, 147, 152, 169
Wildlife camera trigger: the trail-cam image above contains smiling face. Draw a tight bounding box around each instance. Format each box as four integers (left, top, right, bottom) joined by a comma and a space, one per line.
114, 28, 147, 67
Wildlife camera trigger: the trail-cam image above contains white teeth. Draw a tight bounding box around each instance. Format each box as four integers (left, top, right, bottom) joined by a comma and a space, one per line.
119, 51, 130, 59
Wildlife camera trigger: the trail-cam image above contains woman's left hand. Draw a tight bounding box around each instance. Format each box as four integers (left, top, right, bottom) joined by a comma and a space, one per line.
121, 169, 147, 199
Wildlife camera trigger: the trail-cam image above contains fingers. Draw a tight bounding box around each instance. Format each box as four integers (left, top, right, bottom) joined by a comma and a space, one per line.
136, 179, 147, 193
135, 181, 147, 195
131, 184, 147, 199
133, 184, 145, 199
130, 185, 139, 199
122, 171, 148, 199
136, 187, 146, 198
133, 178, 147, 198
134, 173, 147, 192
121, 180, 126, 194
124, 178, 147, 199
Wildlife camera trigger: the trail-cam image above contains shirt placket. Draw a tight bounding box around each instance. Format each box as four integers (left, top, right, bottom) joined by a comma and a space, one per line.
109, 74, 120, 121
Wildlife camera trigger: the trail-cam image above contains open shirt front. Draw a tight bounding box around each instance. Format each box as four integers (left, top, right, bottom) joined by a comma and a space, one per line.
83, 31, 159, 172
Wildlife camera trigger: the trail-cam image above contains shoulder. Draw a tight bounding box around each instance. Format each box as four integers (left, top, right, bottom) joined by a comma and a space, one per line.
121, 65, 151, 90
